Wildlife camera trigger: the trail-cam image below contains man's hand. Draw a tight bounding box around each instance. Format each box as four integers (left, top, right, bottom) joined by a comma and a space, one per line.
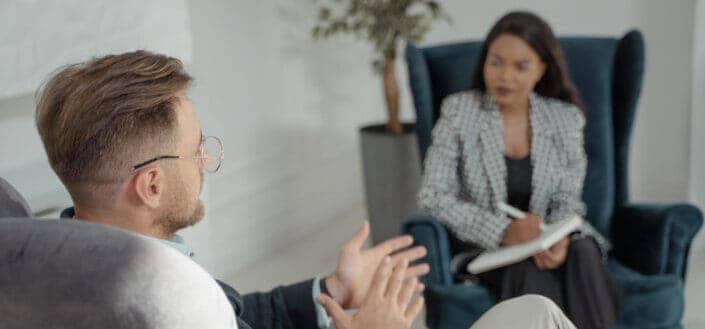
316, 257, 425, 329
324, 220, 430, 309
533, 237, 570, 270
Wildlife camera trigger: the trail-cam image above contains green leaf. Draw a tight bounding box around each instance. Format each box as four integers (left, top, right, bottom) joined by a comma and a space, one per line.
319, 7, 331, 20
311, 0, 451, 54
312, 26, 322, 38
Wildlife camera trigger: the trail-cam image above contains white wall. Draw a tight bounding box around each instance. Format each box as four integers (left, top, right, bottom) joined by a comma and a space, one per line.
0, 0, 192, 99
689, 0, 705, 255
0, 94, 68, 214
179, 0, 384, 280
0, 0, 699, 283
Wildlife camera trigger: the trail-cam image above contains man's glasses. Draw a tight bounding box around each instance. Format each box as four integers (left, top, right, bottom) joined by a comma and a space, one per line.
131, 136, 224, 173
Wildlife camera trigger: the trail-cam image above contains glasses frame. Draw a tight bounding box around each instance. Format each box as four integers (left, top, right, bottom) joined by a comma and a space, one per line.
130, 135, 223, 173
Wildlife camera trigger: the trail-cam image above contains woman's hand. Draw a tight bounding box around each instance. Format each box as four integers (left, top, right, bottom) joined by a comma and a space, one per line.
533, 237, 570, 270
500, 213, 542, 246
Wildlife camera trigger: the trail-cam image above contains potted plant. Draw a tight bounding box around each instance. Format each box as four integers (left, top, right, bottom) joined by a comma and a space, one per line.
312, 0, 449, 243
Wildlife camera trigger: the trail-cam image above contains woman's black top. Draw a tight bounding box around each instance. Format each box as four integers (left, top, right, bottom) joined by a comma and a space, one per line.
505, 154, 532, 212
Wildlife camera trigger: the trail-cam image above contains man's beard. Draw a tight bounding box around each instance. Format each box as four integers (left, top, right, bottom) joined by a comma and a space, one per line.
156, 198, 205, 236
155, 174, 205, 236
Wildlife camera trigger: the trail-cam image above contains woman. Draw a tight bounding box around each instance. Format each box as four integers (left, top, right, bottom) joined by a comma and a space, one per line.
418, 11, 620, 329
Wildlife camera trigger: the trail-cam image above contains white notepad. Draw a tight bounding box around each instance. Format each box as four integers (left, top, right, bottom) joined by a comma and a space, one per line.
467, 215, 584, 274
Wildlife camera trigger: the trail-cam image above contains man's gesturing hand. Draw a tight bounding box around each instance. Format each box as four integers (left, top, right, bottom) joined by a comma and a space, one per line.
316, 257, 425, 329
324, 220, 429, 309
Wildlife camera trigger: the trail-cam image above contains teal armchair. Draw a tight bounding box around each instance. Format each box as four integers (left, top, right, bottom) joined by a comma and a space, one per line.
403, 30, 703, 329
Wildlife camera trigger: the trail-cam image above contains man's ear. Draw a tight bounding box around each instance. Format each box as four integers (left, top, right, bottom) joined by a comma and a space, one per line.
132, 167, 165, 209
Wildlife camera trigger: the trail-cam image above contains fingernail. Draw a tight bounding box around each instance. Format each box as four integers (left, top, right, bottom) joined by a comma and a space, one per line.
384, 256, 391, 263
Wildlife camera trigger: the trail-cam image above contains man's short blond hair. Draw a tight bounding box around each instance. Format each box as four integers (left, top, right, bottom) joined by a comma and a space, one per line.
36, 50, 192, 200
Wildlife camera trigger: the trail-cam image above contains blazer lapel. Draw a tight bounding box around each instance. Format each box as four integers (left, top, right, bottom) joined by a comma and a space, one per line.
478, 97, 507, 208
528, 93, 555, 216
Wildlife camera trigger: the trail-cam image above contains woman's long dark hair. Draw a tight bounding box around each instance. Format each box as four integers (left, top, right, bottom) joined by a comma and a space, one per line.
470, 11, 585, 111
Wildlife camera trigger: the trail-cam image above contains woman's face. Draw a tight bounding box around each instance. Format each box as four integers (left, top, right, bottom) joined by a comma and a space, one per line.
483, 33, 546, 109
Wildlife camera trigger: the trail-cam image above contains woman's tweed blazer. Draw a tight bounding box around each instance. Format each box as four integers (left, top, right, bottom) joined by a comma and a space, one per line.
418, 90, 609, 255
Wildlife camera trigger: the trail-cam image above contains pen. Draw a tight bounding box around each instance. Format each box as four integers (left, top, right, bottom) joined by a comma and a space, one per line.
497, 202, 546, 230
497, 202, 526, 219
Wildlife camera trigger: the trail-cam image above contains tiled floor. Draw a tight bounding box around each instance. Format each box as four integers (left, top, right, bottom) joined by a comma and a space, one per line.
226, 212, 705, 328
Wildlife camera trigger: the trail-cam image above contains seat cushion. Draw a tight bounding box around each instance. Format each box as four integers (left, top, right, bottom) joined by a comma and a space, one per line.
609, 259, 684, 329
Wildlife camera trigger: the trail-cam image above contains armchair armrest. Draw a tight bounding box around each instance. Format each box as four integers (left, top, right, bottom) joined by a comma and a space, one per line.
424, 283, 494, 329
402, 213, 453, 286
611, 203, 703, 280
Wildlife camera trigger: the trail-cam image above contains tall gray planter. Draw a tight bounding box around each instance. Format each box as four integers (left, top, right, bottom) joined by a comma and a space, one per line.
360, 123, 422, 244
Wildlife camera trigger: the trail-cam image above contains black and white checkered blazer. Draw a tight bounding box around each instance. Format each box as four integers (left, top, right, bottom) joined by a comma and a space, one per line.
418, 90, 609, 255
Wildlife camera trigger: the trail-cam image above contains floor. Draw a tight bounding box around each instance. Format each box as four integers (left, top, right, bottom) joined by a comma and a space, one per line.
226, 211, 705, 329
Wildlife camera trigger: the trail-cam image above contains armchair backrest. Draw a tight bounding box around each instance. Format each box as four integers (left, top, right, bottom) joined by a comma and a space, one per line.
0, 177, 32, 218
0, 218, 237, 329
405, 31, 645, 237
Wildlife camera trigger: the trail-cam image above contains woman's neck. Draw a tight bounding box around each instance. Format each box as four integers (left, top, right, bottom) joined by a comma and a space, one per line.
499, 97, 530, 119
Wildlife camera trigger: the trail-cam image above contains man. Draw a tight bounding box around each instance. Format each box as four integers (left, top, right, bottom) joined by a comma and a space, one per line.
35, 50, 428, 329
33, 50, 580, 329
